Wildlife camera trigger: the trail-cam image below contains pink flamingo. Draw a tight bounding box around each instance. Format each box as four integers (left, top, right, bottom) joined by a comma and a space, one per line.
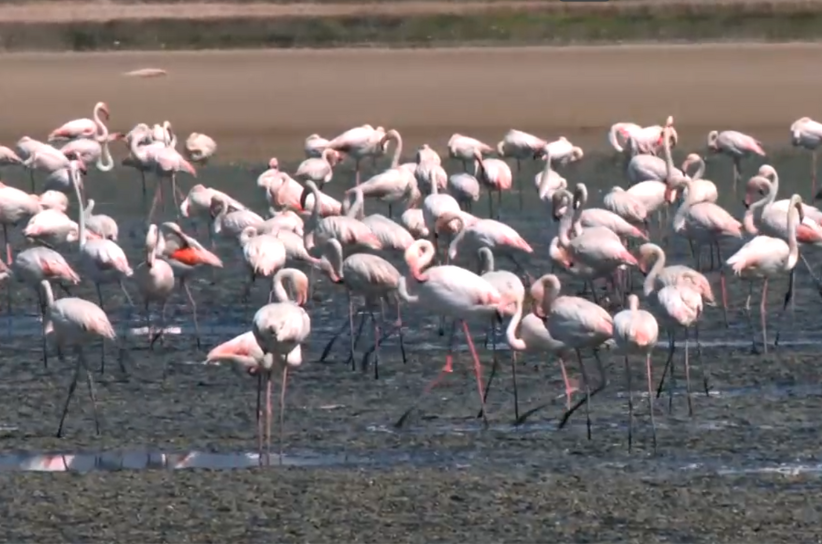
416, 143, 441, 165
497, 129, 547, 209
184, 132, 217, 165
441, 212, 533, 272
159, 222, 223, 348
448, 133, 493, 172
613, 293, 660, 451
83, 200, 119, 241
304, 134, 342, 160
300, 180, 381, 253
529, 274, 613, 435
609, 119, 676, 156
210, 195, 264, 241
642, 254, 704, 415
344, 188, 414, 254
448, 172, 480, 212
357, 129, 416, 218
790, 117, 822, 197
39, 279, 115, 438
47, 102, 110, 142
208, 268, 308, 464
38, 190, 69, 213
295, 148, 338, 188
133, 224, 175, 348
572, 184, 648, 241
394, 239, 512, 427
473, 150, 513, 218
11, 246, 81, 366
0, 181, 42, 264
317, 238, 405, 377
239, 226, 287, 303
707, 129, 766, 191
252, 269, 311, 464
23, 208, 86, 247
59, 123, 122, 173
325, 124, 386, 185
727, 194, 803, 354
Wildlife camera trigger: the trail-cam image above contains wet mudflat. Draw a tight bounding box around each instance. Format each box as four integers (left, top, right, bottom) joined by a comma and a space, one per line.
3, 43, 822, 539
0, 146, 821, 542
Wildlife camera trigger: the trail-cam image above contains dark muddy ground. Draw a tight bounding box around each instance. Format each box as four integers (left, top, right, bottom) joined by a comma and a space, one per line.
2, 146, 822, 543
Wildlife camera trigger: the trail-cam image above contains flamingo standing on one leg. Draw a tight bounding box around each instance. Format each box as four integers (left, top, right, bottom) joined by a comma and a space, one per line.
133, 224, 175, 349
394, 239, 512, 427
790, 117, 822, 198
613, 293, 659, 452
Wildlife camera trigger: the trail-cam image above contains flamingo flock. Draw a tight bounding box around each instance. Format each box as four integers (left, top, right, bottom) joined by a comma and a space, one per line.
0, 101, 819, 465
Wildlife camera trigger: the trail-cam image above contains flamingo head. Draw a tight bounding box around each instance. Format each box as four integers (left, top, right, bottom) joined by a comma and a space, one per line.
98, 102, 111, 121
268, 157, 279, 170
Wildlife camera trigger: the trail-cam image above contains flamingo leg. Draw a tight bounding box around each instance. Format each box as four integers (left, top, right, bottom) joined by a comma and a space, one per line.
461, 320, 488, 426
683, 327, 693, 417
694, 320, 710, 396
775, 268, 798, 348
279, 365, 288, 465
760, 278, 769, 354
559, 357, 575, 411
146, 181, 163, 226
56, 349, 81, 438
318, 318, 350, 363
645, 352, 657, 452
368, 309, 381, 380
667, 331, 677, 414
182, 279, 202, 350
255, 372, 263, 466
3, 224, 11, 267
654, 330, 675, 401
355, 159, 361, 186
733, 157, 741, 193
623, 355, 634, 452
95, 283, 107, 373
510, 351, 520, 422
266, 372, 272, 466
477, 338, 498, 418
561, 349, 593, 439
79, 346, 101, 435
744, 281, 758, 354
36, 289, 48, 368
347, 292, 356, 370
394, 320, 457, 428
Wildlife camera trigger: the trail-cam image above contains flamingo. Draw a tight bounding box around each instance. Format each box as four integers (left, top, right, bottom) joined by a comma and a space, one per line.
0, 146, 22, 168
497, 129, 547, 207
38, 190, 69, 213
183, 132, 217, 165
304, 134, 342, 161
252, 271, 312, 463
475, 246, 525, 417
707, 129, 766, 191
59, 129, 121, 172
206, 268, 309, 463
83, 199, 119, 241
210, 195, 265, 241
448, 133, 493, 172
727, 194, 804, 354
395, 239, 514, 426
664, 127, 743, 272
295, 148, 337, 189
159, 222, 223, 348
473, 150, 513, 217
300, 180, 381, 254
355, 128, 416, 217
415, 143, 441, 166
344, 188, 414, 254
325, 124, 386, 185
414, 160, 447, 196
133, 224, 175, 348
269, 173, 340, 218
612, 294, 659, 451
602, 187, 648, 228
47, 102, 110, 142
448, 173, 480, 212
608, 118, 676, 156
528, 274, 613, 434
400, 207, 429, 240
23, 208, 85, 247
39, 279, 115, 438
441, 212, 533, 272
541, 137, 584, 166
11, 246, 81, 366
572, 184, 648, 241
258, 211, 305, 238
790, 117, 822, 198
318, 238, 405, 377
534, 148, 567, 204
239, 226, 287, 303
642, 252, 704, 415
0, 181, 42, 264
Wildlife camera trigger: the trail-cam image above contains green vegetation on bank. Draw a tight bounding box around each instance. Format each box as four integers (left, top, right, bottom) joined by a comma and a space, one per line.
2, 3, 822, 51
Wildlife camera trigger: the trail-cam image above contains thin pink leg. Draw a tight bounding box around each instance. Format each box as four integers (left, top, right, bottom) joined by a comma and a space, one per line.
279, 365, 288, 464
461, 320, 487, 423
266, 373, 272, 466
4, 225, 11, 265
558, 358, 578, 411
256, 373, 264, 466
760, 278, 769, 353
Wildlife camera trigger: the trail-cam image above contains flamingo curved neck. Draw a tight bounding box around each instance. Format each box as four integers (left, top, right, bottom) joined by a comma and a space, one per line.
388, 132, 403, 169
505, 296, 527, 351
272, 269, 301, 303
478, 248, 495, 275
536, 151, 554, 198
40, 280, 55, 308
397, 276, 419, 303
643, 246, 666, 297
787, 203, 800, 270
70, 166, 88, 248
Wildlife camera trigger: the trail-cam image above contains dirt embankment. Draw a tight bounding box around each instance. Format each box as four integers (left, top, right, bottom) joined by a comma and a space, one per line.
0, 0, 821, 51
